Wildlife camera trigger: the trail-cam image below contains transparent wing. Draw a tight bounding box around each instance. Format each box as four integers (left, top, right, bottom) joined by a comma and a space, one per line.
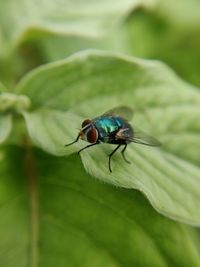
129, 126, 161, 146
103, 106, 134, 121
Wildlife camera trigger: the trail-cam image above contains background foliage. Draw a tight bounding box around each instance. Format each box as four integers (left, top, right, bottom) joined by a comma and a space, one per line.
0, 0, 200, 266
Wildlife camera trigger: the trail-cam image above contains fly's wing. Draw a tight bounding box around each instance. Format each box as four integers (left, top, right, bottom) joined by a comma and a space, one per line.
103, 106, 134, 121
129, 126, 161, 146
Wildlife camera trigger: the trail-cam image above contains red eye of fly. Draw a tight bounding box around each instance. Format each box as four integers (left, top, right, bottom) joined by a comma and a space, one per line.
82, 119, 92, 128
86, 128, 98, 143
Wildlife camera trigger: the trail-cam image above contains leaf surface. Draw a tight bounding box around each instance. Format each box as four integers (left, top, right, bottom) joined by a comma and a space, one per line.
0, 0, 155, 55
0, 147, 199, 267
0, 115, 12, 144
0, 83, 13, 143
18, 51, 200, 225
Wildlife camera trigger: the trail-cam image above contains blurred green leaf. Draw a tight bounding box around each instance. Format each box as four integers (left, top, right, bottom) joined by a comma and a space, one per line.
0, 82, 6, 92
0, 1, 156, 88
0, 92, 31, 113
0, 0, 155, 56
17, 51, 200, 225
30, 0, 200, 88
0, 84, 13, 143
123, 4, 200, 86
156, 0, 200, 30
0, 115, 12, 143
0, 148, 29, 267
0, 147, 200, 267
39, 31, 129, 63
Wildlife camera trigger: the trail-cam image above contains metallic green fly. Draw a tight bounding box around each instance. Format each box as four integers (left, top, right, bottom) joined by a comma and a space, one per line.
65, 106, 161, 172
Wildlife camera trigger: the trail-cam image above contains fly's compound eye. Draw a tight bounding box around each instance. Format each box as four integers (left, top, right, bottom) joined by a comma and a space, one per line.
86, 128, 98, 143
82, 119, 92, 128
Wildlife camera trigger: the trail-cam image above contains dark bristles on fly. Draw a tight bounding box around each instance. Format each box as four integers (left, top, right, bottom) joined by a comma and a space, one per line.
65, 106, 161, 172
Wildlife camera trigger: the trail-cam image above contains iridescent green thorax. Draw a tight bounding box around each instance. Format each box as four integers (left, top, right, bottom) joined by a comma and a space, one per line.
93, 116, 133, 143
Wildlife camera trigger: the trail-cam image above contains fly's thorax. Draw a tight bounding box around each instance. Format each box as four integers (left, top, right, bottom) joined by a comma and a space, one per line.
93, 116, 120, 142
93, 116, 133, 144
80, 120, 98, 143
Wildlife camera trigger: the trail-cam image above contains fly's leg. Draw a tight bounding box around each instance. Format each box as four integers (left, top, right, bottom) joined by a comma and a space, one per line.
78, 142, 98, 154
108, 144, 121, 173
121, 144, 131, 164
65, 134, 80, 147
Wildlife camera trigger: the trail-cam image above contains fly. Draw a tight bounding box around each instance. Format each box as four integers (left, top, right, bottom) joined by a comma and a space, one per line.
65, 106, 161, 172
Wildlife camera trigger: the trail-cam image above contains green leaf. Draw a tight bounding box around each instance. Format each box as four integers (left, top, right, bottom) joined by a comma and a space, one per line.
123, 3, 200, 86
0, 92, 31, 112
17, 50, 200, 110
23, 109, 81, 156
0, 115, 12, 143
156, 0, 200, 30
19, 51, 200, 225
0, 0, 155, 55
0, 147, 200, 267
0, 84, 12, 143
0, 82, 6, 92
0, 91, 30, 144
39, 31, 129, 63
10, 0, 199, 88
